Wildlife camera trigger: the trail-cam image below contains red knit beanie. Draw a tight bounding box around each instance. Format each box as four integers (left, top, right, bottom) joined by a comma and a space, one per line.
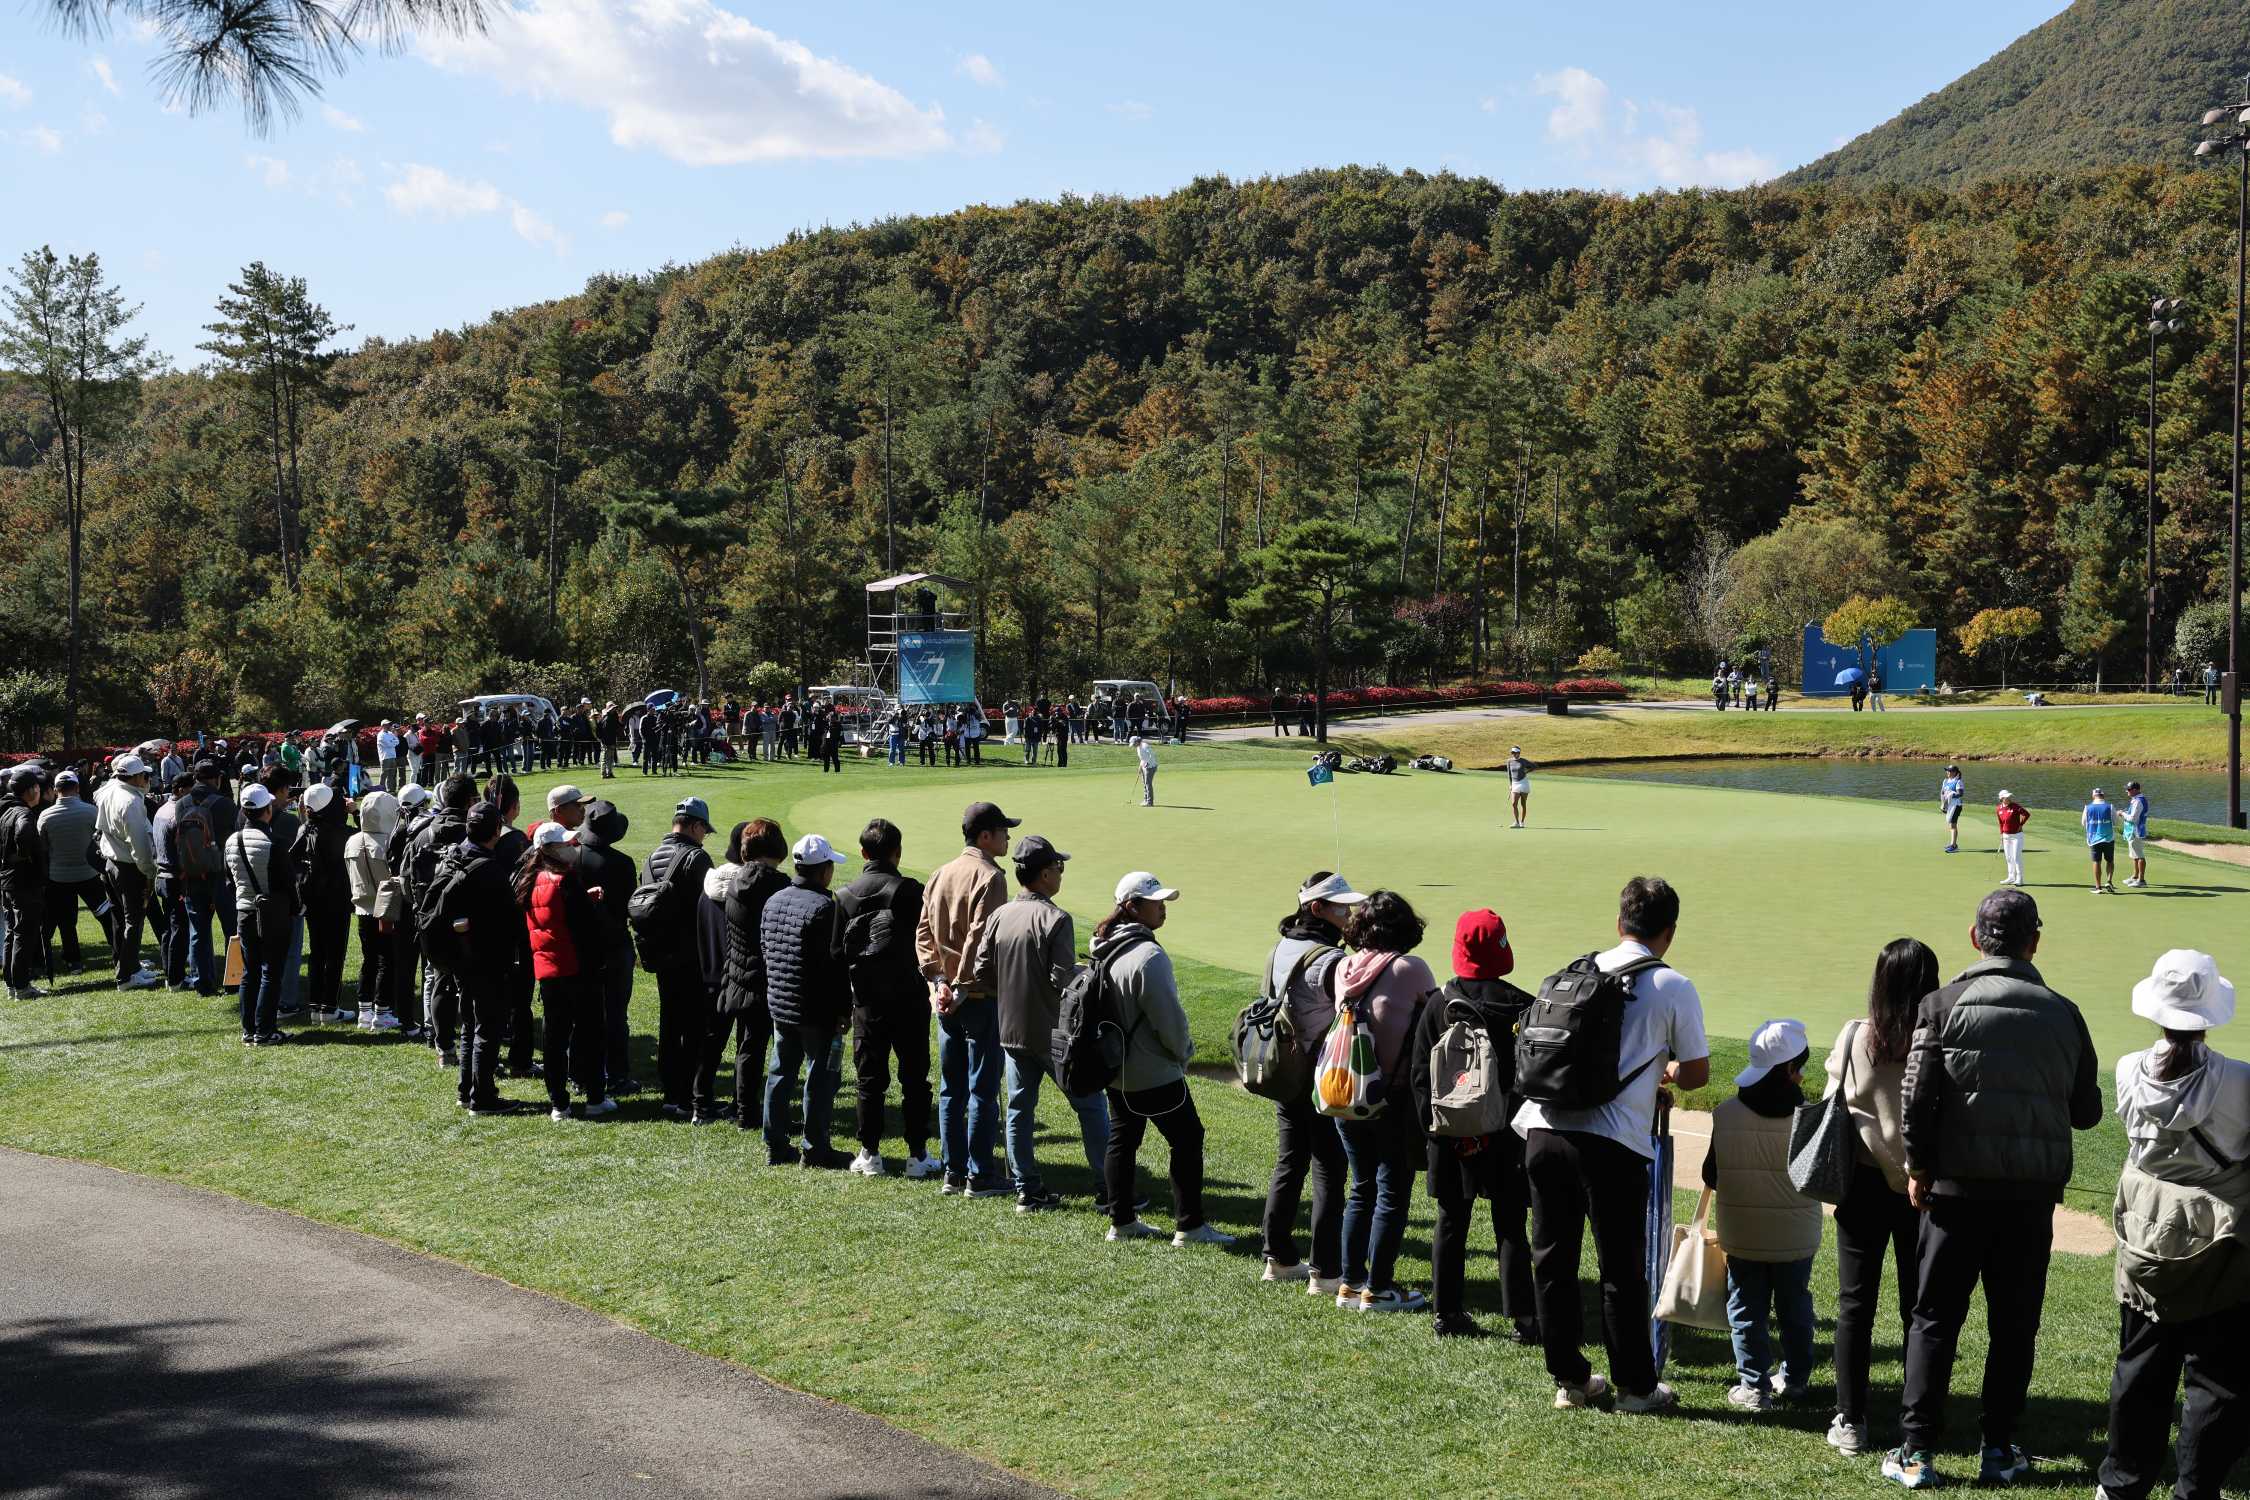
1452, 908, 1513, 980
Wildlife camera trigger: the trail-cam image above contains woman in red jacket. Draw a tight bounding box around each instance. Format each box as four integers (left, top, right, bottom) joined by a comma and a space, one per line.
516, 822, 614, 1121
1996, 791, 2030, 887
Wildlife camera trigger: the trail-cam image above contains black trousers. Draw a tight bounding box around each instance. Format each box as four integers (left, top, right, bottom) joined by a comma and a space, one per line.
693, 1001, 756, 1118
820, 741, 841, 772
105, 861, 150, 984
1525, 1128, 1659, 1396
2099, 1300, 2250, 1500
851, 999, 931, 1156
539, 973, 606, 1110
500, 943, 535, 1070
654, 964, 706, 1109
1833, 1162, 1921, 1426
1899, 1195, 2054, 1452
354, 914, 392, 1017
1260, 1094, 1346, 1275
428, 971, 459, 1052
456, 970, 509, 1106
601, 960, 633, 1087
237, 920, 280, 1037
305, 902, 349, 1013
1104, 1081, 1205, 1230
1, 894, 40, 990
1430, 1129, 1537, 1329
44, 876, 109, 969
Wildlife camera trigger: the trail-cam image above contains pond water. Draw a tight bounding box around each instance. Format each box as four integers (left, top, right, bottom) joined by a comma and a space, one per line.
1547, 757, 2236, 827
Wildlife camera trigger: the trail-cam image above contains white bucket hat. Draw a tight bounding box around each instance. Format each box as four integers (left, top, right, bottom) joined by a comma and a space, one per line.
1297, 873, 1368, 907
2131, 949, 2236, 1032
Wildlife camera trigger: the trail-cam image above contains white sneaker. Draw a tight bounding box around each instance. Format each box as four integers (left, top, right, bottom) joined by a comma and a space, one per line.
121, 971, 162, 991
901, 1154, 943, 1180
1727, 1383, 1772, 1413
1553, 1373, 1610, 1410
849, 1150, 888, 1177
1615, 1382, 1678, 1415
1173, 1224, 1235, 1248
550, 1107, 572, 1122
1826, 1414, 1869, 1455
582, 1098, 618, 1118
370, 1010, 401, 1032
1307, 1274, 1345, 1297
1106, 1220, 1162, 1241
1263, 1257, 1312, 1283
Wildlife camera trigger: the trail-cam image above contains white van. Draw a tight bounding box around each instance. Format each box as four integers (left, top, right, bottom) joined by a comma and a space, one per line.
458, 693, 558, 723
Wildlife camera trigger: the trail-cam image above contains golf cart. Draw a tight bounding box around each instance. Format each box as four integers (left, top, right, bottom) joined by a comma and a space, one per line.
458, 692, 558, 724
1088, 678, 1165, 738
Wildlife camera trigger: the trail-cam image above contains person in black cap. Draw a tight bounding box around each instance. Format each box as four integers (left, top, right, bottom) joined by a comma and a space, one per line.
837, 818, 937, 1178
644, 796, 715, 1120
915, 800, 1018, 1195
446, 801, 522, 1113
975, 833, 1106, 1213
0, 766, 51, 1000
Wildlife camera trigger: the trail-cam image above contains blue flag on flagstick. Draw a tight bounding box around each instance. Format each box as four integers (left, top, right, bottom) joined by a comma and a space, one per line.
1307, 761, 1333, 788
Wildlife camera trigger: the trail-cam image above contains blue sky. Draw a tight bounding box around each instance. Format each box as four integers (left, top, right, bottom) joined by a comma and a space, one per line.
1, 0, 2070, 365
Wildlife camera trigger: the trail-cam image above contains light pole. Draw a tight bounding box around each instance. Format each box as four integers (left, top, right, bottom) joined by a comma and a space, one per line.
2146, 296, 2185, 692
2196, 81, 2250, 828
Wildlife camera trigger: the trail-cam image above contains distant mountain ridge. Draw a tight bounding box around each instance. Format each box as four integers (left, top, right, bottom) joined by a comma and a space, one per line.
1783, 0, 2250, 188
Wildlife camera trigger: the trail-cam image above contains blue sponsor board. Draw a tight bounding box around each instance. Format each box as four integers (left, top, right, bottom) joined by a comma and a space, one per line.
1801, 626, 1935, 696
898, 631, 977, 705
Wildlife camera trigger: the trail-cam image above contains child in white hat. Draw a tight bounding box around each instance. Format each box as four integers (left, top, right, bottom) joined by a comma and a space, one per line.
1703, 1016, 1819, 1412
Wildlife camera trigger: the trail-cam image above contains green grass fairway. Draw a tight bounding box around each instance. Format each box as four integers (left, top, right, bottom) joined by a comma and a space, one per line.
0, 746, 2218, 1498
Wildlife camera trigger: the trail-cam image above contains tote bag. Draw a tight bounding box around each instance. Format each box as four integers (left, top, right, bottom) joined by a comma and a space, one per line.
1787, 1021, 1859, 1204
1654, 1188, 1730, 1330
1311, 1000, 1384, 1120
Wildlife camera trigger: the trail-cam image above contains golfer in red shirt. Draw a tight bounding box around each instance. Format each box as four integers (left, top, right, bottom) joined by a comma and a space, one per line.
1996, 791, 2029, 886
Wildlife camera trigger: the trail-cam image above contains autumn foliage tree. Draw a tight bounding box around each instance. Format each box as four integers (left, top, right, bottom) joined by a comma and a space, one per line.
1958, 606, 2042, 688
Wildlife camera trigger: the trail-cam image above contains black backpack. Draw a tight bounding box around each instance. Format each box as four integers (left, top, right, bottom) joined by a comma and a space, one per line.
1051, 932, 1151, 1097
413, 847, 477, 975
1232, 945, 1327, 1101
1513, 952, 1667, 1110
627, 844, 699, 970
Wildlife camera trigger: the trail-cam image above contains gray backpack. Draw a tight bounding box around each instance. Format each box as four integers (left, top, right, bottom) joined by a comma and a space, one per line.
1427, 997, 1510, 1137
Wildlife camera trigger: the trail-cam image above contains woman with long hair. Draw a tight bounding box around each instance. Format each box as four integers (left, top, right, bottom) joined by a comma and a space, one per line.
515, 822, 612, 1120
1824, 936, 1939, 1457
1332, 889, 1439, 1313
719, 819, 791, 1133
1093, 872, 1232, 1248
2098, 949, 2250, 1500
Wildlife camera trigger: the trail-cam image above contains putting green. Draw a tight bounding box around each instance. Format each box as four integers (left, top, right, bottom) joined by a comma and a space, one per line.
790, 761, 2250, 1064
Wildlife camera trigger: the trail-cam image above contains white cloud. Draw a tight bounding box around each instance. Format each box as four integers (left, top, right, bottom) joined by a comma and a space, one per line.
1479, 95, 1497, 114
245, 153, 291, 188
90, 57, 119, 95
599, 209, 629, 229
24, 124, 63, 154
309, 155, 364, 206
80, 109, 108, 135
0, 74, 30, 108
1530, 66, 1774, 189
419, 0, 950, 165
129, 17, 160, 42
385, 162, 569, 255
958, 52, 1001, 88
1107, 99, 1152, 122
963, 118, 1003, 155
322, 104, 365, 132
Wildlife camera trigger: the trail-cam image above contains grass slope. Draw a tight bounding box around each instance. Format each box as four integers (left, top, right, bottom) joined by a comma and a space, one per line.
0, 748, 2197, 1497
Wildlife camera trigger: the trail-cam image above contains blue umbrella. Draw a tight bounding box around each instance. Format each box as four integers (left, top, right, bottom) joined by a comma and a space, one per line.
644, 689, 679, 709
1833, 667, 1866, 687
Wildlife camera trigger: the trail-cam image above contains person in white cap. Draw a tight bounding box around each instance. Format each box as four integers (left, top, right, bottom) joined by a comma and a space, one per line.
1995, 792, 2028, 887
1093, 871, 1232, 1248
1505, 746, 1533, 829
1256, 871, 1363, 1288
1701, 1016, 1819, 1412
93, 753, 161, 989
519, 820, 612, 1121
298, 782, 356, 1022
225, 782, 288, 1044
35, 770, 109, 980
344, 788, 405, 1032
535, 783, 595, 841
376, 720, 403, 793
1131, 734, 1158, 808
760, 833, 853, 1168
2099, 949, 2250, 1500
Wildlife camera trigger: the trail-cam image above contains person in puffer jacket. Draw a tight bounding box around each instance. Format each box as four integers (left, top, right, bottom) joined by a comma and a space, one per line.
760, 834, 851, 1168
1093, 871, 1232, 1249
717, 819, 789, 1133
344, 788, 404, 1031
1887, 888, 2102, 1492
295, 783, 354, 1021
516, 822, 611, 1120
1408, 907, 1537, 1341
692, 824, 746, 1125
2097, 949, 2250, 1500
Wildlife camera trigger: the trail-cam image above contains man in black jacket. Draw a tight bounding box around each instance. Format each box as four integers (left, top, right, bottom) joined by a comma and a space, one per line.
403, 775, 476, 1064
644, 797, 715, 1121
0, 766, 50, 1000
760, 833, 851, 1169
1884, 887, 2102, 1491
443, 801, 521, 1115
575, 799, 638, 1093
836, 819, 935, 1178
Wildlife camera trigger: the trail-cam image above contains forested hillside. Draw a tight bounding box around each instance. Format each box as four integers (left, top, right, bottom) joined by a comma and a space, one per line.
2, 160, 2248, 741
1784, 0, 2249, 188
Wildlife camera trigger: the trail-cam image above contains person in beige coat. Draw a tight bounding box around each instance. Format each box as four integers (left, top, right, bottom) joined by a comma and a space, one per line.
1704, 1017, 1820, 1412
1822, 937, 1936, 1457
344, 789, 406, 1033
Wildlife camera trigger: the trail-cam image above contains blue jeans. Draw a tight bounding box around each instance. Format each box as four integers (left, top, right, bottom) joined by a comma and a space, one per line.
1338, 1113, 1416, 1291
1002, 1044, 1109, 1196
162, 878, 216, 992
277, 911, 305, 1011
937, 996, 1003, 1185
763, 1023, 842, 1153
887, 732, 905, 766
1725, 1254, 1816, 1391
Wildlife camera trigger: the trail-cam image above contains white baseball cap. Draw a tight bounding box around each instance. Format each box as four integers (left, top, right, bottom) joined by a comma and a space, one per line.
303, 784, 336, 813
791, 833, 849, 866
112, 754, 147, 777
545, 783, 593, 811
532, 821, 577, 850
398, 783, 431, 808
1735, 1017, 1810, 1087
2132, 949, 2236, 1032
1296, 873, 1367, 907
1115, 870, 1180, 904
1997, 790, 2013, 801
239, 784, 275, 811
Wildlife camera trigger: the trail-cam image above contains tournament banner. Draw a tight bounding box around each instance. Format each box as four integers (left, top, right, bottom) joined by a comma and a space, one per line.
898, 631, 977, 705
1800, 626, 1936, 697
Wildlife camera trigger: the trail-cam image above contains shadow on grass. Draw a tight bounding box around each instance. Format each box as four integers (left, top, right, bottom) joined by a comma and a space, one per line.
0, 1315, 478, 1498
0, 1028, 213, 1053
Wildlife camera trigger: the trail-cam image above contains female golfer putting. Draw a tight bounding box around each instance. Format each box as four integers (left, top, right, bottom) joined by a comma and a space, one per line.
1506, 746, 1532, 829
